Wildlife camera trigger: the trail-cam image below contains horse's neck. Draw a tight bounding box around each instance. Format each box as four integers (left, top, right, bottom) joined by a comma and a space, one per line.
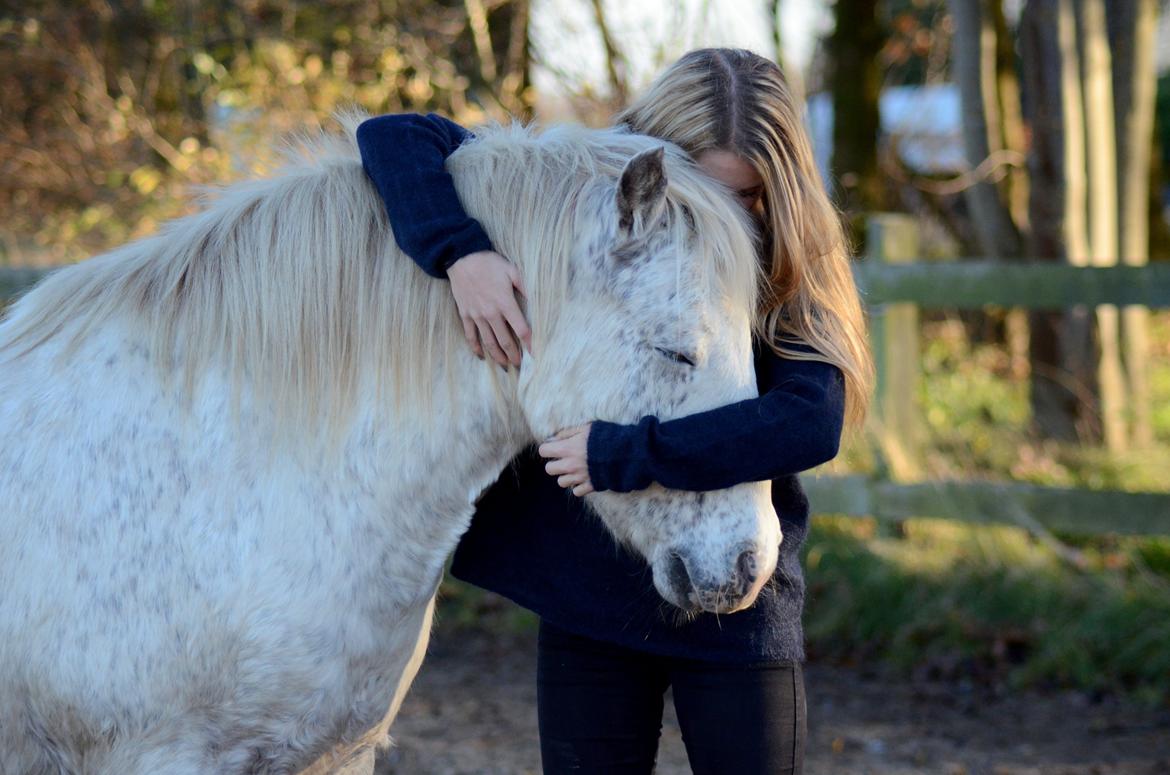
359, 350, 531, 592
413, 354, 531, 481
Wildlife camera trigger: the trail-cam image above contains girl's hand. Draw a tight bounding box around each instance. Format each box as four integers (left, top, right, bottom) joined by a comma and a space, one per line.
539, 424, 594, 496
447, 251, 532, 367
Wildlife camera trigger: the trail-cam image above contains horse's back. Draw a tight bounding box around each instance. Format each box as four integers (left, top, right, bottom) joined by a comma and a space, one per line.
0, 319, 220, 769
0, 312, 432, 773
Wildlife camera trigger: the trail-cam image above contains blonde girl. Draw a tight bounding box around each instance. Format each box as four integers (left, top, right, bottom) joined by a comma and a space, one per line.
357, 47, 872, 774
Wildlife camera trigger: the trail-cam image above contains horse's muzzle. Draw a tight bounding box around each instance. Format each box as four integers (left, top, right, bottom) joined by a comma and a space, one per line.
663, 541, 772, 614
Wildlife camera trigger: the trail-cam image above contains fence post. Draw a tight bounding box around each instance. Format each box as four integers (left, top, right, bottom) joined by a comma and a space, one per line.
866, 214, 922, 481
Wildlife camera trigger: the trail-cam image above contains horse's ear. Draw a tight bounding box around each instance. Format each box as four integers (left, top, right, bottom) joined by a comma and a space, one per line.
616, 147, 668, 237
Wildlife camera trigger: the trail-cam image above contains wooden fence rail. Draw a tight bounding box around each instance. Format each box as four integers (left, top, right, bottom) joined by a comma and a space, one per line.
3, 217, 1169, 536
851, 213, 1170, 537
798, 474, 1170, 536
856, 262, 1170, 308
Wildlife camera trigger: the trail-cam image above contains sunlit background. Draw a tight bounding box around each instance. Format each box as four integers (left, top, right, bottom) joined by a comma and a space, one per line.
2, 1, 1169, 773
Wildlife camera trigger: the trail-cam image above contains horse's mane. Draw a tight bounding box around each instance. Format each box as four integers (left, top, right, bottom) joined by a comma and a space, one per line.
0, 112, 759, 432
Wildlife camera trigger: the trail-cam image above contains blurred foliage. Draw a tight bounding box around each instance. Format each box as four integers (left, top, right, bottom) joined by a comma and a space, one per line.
911, 312, 1170, 491
0, 0, 530, 263
436, 576, 540, 636
832, 311, 1170, 492
804, 515, 1170, 706
808, 310, 1169, 703
810, 0, 951, 94
880, 0, 951, 86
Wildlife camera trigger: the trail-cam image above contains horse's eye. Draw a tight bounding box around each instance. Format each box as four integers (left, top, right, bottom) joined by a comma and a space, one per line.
655, 346, 696, 368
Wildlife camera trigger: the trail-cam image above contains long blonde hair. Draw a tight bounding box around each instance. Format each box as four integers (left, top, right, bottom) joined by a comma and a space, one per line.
617, 48, 873, 427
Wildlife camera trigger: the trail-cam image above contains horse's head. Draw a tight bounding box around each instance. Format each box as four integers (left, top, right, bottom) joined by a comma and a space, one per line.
518, 143, 780, 614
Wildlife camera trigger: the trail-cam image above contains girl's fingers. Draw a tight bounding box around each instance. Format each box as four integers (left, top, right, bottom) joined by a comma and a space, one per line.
461, 316, 483, 359
503, 267, 534, 354
537, 439, 567, 459
545, 458, 576, 476
476, 318, 509, 367
557, 474, 584, 489
487, 314, 522, 366
572, 482, 594, 497
505, 307, 532, 353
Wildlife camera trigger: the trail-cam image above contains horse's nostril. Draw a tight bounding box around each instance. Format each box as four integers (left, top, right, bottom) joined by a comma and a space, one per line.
736, 547, 759, 591
667, 551, 693, 598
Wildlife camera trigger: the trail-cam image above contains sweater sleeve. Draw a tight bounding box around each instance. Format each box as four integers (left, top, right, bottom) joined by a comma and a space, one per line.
356, 112, 495, 278
586, 346, 846, 493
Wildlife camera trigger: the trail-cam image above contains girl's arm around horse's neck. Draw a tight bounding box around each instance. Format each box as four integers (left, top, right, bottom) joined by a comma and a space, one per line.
587, 343, 845, 493
357, 113, 495, 278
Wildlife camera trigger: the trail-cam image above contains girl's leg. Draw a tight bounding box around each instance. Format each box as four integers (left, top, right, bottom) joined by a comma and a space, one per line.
536, 620, 669, 775
669, 659, 806, 775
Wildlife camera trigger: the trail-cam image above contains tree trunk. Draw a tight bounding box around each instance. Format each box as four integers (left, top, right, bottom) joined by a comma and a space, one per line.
460, 0, 533, 119
947, 0, 1023, 259
1109, 0, 1158, 448
828, 0, 886, 236
991, 0, 1029, 229
1078, 0, 1127, 451
1057, 0, 1106, 443
590, 0, 630, 112
1021, 0, 1082, 441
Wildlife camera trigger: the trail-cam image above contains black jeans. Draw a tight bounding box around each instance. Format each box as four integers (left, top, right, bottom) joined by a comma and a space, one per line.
536, 620, 806, 774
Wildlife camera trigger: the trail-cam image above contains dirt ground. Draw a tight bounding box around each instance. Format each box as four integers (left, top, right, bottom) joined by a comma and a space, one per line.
377, 625, 1170, 775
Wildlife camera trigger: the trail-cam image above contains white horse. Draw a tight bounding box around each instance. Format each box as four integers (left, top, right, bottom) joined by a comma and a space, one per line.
0, 115, 780, 774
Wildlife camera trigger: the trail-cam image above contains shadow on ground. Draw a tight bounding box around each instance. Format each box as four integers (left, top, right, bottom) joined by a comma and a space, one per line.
377, 613, 1170, 775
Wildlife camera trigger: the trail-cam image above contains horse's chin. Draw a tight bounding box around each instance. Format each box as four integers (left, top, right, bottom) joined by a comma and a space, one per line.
658, 588, 761, 616
655, 586, 701, 615
650, 554, 767, 616
653, 589, 762, 621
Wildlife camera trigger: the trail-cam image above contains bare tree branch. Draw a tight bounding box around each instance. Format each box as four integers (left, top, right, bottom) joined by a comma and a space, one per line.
946, 0, 1023, 259
589, 0, 629, 107
464, 0, 499, 84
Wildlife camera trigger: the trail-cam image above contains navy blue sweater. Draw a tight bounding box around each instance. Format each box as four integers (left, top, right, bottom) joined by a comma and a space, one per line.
357, 113, 846, 662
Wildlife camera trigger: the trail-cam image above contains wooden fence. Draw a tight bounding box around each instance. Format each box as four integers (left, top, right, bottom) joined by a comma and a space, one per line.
801, 213, 1170, 537
2, 216, 1169, 536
